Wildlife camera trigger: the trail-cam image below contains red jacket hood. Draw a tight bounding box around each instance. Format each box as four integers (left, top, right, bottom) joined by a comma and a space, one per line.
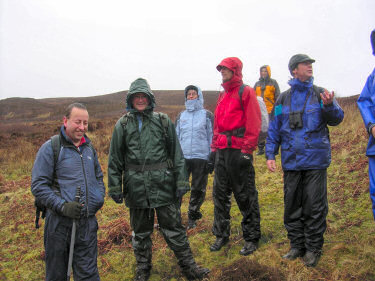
217, 57, 243, 91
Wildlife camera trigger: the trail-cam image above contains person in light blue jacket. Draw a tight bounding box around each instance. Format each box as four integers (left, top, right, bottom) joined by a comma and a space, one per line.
357, 29, 375, 221
175, 85, 214, 229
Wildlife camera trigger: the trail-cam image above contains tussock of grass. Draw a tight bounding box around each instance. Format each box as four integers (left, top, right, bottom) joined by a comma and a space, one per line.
218, 258, 285, 281
98, 217, 132, 254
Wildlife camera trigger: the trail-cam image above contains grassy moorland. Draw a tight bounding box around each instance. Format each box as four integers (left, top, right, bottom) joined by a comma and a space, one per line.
0, 95, 374, 280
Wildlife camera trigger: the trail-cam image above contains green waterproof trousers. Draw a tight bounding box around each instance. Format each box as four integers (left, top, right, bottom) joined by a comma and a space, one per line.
130, 204, 193, 271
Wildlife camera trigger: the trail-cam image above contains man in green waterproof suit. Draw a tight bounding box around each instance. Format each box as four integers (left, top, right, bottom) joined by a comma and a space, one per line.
107, 78, 209, 281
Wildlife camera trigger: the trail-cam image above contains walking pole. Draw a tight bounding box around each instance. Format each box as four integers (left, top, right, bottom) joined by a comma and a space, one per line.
67, 186, 81, 278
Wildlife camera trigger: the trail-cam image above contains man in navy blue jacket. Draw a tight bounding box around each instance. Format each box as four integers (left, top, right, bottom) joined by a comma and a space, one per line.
31, 103, 105, 280
357, 29, 375, 221
266, 54, 344, 267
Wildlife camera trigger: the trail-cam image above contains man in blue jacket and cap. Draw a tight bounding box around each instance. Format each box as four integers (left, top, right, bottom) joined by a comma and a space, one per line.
266, 54, 344, 267
357, 29, 375, 221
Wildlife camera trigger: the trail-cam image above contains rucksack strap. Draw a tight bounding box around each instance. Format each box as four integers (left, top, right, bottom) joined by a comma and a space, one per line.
238, 84, 246, 111
120, 112, 130, 127
220, 127, 245, 138
312, 85, 323, 106
220, 127, 246, 147
158, 112, 169, 130
51, 135, 61, 168
35, 134, 60, 229
157, 112, 174, 168
219, 84, 247, 148
206, 110, 214, 130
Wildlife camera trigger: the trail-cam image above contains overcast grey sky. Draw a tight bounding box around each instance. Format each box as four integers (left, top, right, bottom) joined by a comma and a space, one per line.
0, 0, 374, 100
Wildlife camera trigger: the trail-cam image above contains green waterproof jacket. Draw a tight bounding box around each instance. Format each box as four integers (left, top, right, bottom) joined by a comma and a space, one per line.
108, 78, 189, 208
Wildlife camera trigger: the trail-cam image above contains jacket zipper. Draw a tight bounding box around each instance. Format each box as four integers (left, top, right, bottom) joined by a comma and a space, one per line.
138, 115, 151, 208
79, 150, 89, 217
190, 112, 194, 156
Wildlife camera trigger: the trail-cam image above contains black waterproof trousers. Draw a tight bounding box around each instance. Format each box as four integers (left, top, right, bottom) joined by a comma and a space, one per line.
44, 211, 100, 281
212, 148, 261, 242
130, 204, 192, 271
185, 158, 209, 221
257, 133, 266, 152
283, 169, 328, 252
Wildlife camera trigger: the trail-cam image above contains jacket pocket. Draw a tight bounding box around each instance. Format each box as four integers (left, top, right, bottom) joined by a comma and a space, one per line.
150, 169, 175, 205
281, 136, 291, 151
89, 185, 104, 214
306, 108, 323, 132
124, 170, 147, 206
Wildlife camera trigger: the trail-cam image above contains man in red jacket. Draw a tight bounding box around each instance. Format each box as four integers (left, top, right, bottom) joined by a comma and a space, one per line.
207, 57, 262, 256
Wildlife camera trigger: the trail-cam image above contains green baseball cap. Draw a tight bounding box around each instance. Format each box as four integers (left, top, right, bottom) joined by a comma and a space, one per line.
288, 54, 315, 74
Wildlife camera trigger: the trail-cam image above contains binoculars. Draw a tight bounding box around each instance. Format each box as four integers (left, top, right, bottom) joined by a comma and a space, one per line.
289, 111, 303, 130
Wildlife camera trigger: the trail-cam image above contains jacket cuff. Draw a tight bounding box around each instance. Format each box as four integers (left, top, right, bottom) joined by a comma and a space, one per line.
108, 186, 122, 196
266, 154, 276, 160
368, 123, 375, 135
56, 199, 66, 215
177, 181, 190, 191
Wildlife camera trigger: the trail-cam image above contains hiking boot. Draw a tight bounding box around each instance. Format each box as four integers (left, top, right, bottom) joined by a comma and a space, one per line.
210, 237, 229, 252
187, 218, 196, 230
182, 265, 210, 280
256, 148, 265, 156
134, 269, 151, 281
175, 248, 209, 280
303, 251, 321, 267
282, 248, 305, 260
239, 241, 258, 256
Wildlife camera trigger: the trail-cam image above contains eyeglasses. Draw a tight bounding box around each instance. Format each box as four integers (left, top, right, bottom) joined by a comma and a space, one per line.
133, 94, 148, 100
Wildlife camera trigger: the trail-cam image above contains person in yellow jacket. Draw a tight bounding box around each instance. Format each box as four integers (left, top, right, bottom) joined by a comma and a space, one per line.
254, 65, 280, 155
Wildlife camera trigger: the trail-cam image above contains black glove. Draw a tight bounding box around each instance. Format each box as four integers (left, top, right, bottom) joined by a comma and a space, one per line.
206, 151, 216, 174
239, 153, 253, 167
34, 198, 46, 216
111, 193, 124, 204
176, 189, 188, 200
34, 198, 47, 229
61, 201, 83, 219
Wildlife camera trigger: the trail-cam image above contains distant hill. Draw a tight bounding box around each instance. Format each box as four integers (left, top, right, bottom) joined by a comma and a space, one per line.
0, 90, 220, 123
0, 91, 358, 123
